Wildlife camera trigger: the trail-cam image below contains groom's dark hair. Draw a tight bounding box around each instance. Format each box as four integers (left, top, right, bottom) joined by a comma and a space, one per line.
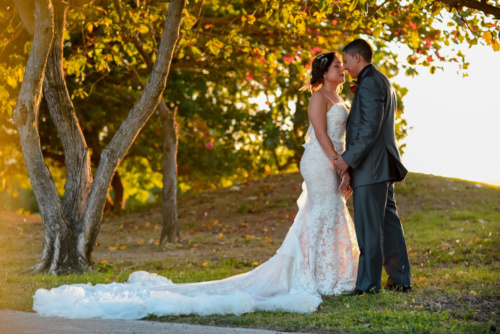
342, 39, 373, 63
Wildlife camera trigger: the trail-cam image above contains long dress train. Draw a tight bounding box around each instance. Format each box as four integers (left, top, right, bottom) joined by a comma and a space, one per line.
33, 102, 359, 319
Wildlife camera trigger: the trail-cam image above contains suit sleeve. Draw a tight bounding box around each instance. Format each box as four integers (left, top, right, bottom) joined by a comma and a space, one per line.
342, 77, 385, 169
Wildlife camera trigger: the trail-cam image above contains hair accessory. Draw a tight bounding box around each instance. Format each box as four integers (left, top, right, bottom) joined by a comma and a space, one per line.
316, 54, 329, 66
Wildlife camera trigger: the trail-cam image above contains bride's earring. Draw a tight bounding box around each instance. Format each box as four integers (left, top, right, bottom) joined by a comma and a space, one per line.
323, 76, 326, 78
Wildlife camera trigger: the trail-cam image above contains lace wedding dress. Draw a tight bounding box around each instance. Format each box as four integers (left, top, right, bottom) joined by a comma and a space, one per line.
33, 102, 359, 320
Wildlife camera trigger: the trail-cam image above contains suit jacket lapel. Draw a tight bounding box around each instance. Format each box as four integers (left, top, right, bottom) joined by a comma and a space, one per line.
346, 64, 375, 128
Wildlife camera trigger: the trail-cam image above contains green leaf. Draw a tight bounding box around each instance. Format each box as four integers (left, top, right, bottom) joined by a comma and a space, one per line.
113, 55, 123, 66
206, 40, 220, 56
191, 46, 202, 58
349, 0, 358, 12
373, 28, 382, 38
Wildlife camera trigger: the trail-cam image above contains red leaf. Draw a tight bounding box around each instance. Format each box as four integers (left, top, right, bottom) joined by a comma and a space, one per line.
204, 141, 214, 150
310, 46, 322, 55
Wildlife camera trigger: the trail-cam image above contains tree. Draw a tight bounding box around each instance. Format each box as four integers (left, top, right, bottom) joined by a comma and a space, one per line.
11, 0, 186, 274
2, 0, 498, 273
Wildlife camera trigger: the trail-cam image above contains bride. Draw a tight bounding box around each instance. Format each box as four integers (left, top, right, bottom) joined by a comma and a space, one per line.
33, 51, 360, 320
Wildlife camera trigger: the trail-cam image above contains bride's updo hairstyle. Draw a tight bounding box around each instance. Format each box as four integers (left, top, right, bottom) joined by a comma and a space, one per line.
300, 51, 337, 92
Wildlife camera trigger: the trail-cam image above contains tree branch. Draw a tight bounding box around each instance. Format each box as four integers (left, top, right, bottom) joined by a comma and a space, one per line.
13, 0, 35, 34
437, 0, 500, 19
81, 0, 187, 259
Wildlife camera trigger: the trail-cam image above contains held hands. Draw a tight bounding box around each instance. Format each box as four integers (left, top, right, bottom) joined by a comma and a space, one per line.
330, 155, 352, 198
331, 155, 349, 175
340, 172, 352, 198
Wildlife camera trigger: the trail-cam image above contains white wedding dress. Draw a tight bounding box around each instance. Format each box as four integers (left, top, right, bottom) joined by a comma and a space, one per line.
33, 102, 359, 320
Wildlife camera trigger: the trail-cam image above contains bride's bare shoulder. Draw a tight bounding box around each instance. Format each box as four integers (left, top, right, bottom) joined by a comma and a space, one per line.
308, 91, 326, 107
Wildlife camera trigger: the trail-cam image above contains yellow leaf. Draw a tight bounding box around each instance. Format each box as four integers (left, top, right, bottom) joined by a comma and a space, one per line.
100, 260, 109, 264
6, 76, 17, 88
483, 31, 492, 44
202, 261, 208, 267
17, 67, 24, 82
247, 15, 256, 25
137, 240, 145, 245
491, 39, 500, 52
252, 261, 259, 266
409, 252, 417, 257
349, 0, 358, 12
108, 246, 118, 251
265, 165, 271, 176
119, 245, 127, 250
313, 11, 326, 21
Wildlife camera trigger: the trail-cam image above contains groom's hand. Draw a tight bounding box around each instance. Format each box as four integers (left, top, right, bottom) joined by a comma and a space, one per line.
332, 155, 349, 175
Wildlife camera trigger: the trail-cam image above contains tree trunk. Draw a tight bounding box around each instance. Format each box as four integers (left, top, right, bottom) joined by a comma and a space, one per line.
78, 0, 186, 262
113, 0, 180, 244
14, 0, 186, 274
159, 105, 179, 245
42, 0, 92, 222
110, 171, 125, 213
12, 0, 86, 274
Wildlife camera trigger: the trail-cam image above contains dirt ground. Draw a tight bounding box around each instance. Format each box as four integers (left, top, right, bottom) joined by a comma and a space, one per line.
0, 172, 308, 269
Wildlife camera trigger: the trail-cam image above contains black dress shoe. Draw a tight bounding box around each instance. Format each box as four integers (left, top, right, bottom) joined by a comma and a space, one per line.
341, 288, 365, 296
384, 285, 412, 293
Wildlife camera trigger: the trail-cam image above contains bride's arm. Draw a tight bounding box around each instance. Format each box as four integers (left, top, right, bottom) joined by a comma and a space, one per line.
308, 93, 338, 163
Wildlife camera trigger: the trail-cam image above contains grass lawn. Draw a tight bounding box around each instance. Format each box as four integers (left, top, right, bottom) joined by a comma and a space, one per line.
0, 172, 498, 333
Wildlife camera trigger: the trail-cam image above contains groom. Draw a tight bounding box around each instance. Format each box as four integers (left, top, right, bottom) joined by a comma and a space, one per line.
333, 39, 411, 295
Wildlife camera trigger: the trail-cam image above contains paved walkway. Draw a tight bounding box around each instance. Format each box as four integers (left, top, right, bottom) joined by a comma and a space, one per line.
0, 310, 291, 334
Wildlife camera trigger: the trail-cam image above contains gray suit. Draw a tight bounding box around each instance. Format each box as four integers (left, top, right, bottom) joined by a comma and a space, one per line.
342, 64, 411, 292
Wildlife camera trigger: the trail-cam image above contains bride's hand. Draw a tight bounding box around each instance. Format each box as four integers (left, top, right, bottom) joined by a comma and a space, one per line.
339, 172, 350, 193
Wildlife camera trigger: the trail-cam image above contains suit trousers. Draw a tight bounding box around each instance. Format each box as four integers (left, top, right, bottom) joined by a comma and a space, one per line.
352, 181, 411, 292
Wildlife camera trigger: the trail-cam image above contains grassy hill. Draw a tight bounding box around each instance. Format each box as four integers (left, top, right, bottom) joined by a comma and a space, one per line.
0, 172, 498, 333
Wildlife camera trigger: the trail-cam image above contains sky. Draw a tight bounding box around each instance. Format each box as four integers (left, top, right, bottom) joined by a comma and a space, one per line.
392, 44, 500, 186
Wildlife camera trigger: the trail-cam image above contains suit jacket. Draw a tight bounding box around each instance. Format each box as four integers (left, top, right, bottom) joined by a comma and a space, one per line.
342, 64, 408, 188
